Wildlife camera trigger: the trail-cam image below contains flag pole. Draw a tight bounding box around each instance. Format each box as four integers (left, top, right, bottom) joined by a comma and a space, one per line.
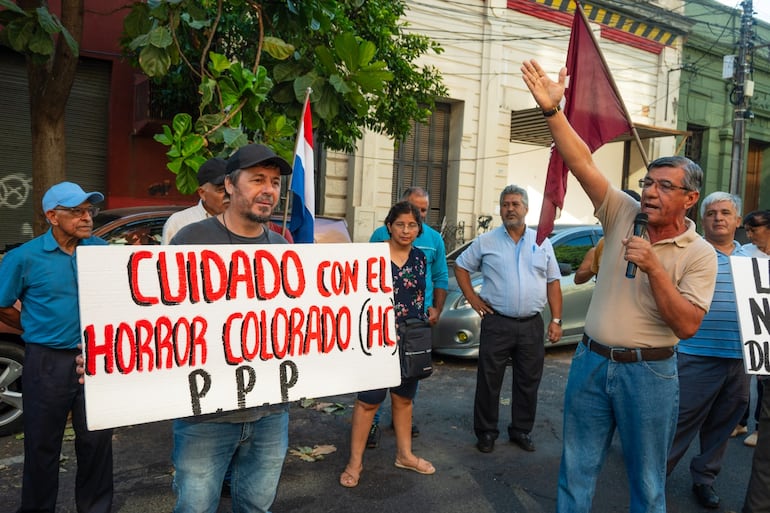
282, 87, 312, 235
574, 2, 650, 166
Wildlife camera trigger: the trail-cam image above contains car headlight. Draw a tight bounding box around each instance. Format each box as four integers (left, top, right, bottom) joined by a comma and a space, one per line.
454, 284, 482, 309
456, 330, 472, 343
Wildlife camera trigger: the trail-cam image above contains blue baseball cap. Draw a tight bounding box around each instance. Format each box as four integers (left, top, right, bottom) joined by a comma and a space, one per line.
42, 182, 104, 212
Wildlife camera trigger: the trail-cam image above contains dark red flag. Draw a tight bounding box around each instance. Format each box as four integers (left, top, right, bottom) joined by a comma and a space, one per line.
536, 4, 633, 244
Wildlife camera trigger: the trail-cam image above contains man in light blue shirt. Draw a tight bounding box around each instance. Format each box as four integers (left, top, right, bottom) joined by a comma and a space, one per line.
368, 186, 449, 446
455, 184, 562, 454
666, 192, 749, 510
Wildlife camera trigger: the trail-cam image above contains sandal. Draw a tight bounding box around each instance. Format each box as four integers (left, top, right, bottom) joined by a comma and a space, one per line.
394, 457, 435, 475
339, 466, 362, 488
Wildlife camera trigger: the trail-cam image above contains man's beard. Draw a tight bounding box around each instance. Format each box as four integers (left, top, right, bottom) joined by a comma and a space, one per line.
245, 212, 272, 224
502, 218, 523, 230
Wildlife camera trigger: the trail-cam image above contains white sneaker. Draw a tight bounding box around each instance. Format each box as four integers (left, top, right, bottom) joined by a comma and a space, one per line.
731, 425, 748, 437
745, 432, 759, 447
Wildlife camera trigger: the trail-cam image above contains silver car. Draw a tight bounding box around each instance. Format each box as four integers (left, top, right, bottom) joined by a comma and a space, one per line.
432, 224, 603, 358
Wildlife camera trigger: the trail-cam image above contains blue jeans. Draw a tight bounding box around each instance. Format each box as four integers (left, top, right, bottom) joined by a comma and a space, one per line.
557, 342, 679, 513
172, 410, 289, 513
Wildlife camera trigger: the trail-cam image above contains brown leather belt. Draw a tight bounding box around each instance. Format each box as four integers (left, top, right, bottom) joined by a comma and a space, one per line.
581, 334, 674, 363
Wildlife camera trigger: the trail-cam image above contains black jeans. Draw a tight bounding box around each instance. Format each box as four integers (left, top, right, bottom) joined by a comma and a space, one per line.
473, 313, 544, 440
19, 344, 113, 513
744, 379, 770, 512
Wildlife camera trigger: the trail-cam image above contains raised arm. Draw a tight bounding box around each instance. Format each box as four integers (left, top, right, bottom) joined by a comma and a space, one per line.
520, 59, 609, 209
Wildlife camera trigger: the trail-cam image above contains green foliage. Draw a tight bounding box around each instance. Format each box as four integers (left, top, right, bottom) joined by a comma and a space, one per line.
154, 113, 207, 192
0, 1, 78, 60
121, 0, 445, 194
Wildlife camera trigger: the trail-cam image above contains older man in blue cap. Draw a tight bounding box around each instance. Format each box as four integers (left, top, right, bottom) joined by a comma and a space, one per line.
0, 182, 113, 513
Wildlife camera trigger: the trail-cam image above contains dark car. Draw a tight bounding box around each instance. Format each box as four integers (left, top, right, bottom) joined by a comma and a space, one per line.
431, 224, 603, 359
0, 207, 352, 436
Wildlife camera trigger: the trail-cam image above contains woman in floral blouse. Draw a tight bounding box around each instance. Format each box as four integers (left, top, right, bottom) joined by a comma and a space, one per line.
340, 201, 435, 487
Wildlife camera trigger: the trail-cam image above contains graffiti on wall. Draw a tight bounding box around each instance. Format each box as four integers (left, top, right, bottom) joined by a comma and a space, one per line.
0, 174, 31, 209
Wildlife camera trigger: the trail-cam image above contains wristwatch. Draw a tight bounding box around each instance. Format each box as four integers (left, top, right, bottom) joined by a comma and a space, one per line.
551, 318, 562, 326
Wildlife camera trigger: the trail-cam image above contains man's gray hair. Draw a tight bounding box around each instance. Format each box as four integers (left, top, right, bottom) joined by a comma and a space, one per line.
700, 191, 742, 218
500, 185, 528, 207
648, 156, 703, 192
402, 186, 429, 201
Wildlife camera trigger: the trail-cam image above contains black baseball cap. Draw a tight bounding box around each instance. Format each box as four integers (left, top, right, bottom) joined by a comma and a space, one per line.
226, 144, 292, 175
196, 158, 228, 186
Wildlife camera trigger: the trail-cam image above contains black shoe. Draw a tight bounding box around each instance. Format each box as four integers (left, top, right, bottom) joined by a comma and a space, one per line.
692, 483, 720, 509
366, 423, 380, 449
476, 434, 495, 453
411, 423, 420, 438
510, 431, 535, 452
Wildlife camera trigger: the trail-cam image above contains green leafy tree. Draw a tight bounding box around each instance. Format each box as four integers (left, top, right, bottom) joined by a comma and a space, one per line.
122, 0, 446, 194
0, 0, 81, 234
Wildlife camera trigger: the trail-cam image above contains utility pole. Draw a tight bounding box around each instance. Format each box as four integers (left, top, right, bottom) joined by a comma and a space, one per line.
729, 0, 755, 196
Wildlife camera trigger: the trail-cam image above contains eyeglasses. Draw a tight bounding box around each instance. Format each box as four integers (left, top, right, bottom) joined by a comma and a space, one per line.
392, 222, 420, 231
54, 206, 99, 218
638, 177, 690, 193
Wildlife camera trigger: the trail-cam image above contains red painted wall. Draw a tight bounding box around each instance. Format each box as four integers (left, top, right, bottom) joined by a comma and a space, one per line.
56, 0, 196, 209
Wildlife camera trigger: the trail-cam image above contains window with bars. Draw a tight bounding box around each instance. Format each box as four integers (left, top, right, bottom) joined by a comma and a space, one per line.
683, 124, 706, 223
391, 103, 449, 230
684, 124, 705, 166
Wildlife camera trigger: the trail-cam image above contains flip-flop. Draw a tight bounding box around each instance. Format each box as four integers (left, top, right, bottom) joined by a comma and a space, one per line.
339, 466, 361, 488
394, 457, 436, 475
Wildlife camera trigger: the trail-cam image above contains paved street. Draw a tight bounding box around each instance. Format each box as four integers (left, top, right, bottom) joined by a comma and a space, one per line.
0, 346, 755, 512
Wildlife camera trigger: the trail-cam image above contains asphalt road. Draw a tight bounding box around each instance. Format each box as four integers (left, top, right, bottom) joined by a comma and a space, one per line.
0, 346, 756, 512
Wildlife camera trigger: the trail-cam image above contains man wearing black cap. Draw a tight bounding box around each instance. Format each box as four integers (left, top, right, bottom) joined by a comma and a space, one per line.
161, 157, 229, 244
0, 182, 113, 513
168, 144, 293, 513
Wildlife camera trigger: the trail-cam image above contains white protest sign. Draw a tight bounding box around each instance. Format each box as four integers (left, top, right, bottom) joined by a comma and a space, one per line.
77, 243, 400, 430
730, 256, 770, 375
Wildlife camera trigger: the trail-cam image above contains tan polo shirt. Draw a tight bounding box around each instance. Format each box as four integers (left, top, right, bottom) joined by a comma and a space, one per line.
583, 188, 717, 349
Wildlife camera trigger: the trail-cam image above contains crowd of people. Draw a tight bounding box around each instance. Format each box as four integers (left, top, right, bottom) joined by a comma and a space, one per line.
2, 57, 770, 513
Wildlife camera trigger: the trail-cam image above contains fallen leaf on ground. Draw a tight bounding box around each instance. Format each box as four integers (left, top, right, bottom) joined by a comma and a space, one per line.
297, 398, 346, 414
299, 398, 316, 409
288, 444, 337, 462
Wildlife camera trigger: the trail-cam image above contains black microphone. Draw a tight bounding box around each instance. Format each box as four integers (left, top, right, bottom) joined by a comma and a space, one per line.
625, 213, 648, 279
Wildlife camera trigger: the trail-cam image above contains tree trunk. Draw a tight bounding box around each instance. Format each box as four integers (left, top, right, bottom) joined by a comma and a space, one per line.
20, 0, 84, 235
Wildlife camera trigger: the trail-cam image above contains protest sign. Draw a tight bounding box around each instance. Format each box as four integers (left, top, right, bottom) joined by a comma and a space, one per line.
77, 243, 400, 429
730, 256, 770, 375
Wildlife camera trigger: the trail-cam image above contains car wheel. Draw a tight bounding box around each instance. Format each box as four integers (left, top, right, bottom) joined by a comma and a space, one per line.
0, 341, 23, 436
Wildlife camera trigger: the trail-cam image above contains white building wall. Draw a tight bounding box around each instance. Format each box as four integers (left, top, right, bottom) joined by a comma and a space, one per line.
500, 9, 683, 226
327, 0, 685, 240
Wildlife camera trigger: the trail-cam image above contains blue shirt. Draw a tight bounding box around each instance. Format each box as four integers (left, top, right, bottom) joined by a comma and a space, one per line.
371, 223, 448, 312
455, 226, 560, 317
678, 241, 745, 359
0, 229, 107, 349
